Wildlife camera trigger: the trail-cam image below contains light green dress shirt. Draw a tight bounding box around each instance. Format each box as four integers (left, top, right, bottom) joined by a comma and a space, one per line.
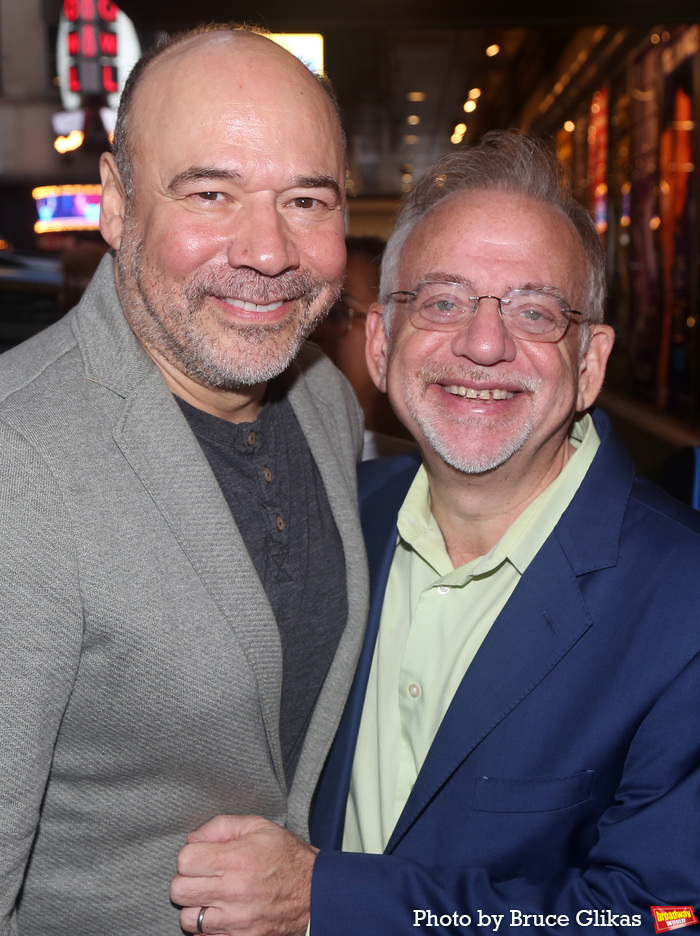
343, 414, 600, 854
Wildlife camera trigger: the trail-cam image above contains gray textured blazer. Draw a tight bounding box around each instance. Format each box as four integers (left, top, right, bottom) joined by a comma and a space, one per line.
0, 256, 368, 934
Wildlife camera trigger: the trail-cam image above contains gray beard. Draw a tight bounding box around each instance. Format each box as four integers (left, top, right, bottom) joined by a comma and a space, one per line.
416, 414, 533, 474
407, 363, 541, 475
117, 223, 337, 390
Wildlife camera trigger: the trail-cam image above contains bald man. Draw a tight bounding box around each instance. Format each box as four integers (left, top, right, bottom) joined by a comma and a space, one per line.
0, 25, 367, 935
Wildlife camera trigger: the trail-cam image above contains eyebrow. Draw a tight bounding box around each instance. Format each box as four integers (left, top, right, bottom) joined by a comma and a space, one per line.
166, 167, 343, 200
419, 272, 477, 290
289, 174, 344, 200
166, 167, 243, 194
513, 282, 573, 307
419, 273, 573, 307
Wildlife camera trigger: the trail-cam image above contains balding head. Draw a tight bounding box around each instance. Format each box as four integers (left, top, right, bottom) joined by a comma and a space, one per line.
112, 25, 343, 201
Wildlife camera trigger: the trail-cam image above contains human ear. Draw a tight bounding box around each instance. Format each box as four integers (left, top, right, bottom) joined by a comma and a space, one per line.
576, 324, 615, 411
99, 152, 126, 250
365, 304, 389, 392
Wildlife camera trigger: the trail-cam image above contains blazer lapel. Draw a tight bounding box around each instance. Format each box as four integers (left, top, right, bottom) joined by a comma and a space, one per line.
386, 537, 595, 851
112, 371, 287, 780
72, 263, 286, 784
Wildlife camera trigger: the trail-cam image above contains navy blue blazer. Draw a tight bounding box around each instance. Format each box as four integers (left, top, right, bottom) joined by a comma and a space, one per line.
310, 411, 700, 934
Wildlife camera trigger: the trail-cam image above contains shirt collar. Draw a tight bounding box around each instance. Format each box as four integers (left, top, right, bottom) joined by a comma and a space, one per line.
396, 413, 600, 582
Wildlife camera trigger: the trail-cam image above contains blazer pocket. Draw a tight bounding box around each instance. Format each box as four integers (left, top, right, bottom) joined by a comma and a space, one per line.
471, 770, 594, 813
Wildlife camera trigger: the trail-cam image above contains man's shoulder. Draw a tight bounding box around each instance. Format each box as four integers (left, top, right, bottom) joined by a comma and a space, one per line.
0, 254, 112, 401
0, 256, 157, 431
557, 422, 700, 635
588, 409, 700, 541
557, 412, 700, 575
627, 472, 700, 541
0, 313, 81, 411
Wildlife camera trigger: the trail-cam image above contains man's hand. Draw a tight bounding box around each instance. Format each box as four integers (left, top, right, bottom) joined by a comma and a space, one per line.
171, 815, 318, 936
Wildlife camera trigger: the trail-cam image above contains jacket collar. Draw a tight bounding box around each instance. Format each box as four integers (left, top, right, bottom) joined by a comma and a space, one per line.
361, 409, 631, 584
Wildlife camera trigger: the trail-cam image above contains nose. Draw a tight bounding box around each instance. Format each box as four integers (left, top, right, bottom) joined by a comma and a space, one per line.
226, 202, 300, 276
449, 296, 517, 365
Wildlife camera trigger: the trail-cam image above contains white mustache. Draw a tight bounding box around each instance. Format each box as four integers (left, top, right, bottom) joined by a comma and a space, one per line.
418, 362, 544, 395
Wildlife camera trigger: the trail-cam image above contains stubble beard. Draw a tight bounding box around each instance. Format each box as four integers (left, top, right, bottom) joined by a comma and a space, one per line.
405, 363, 543, 475
116, 217, 339, 390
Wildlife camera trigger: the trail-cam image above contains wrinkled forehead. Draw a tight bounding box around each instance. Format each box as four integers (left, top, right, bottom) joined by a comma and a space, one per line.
398, 188, 591, 303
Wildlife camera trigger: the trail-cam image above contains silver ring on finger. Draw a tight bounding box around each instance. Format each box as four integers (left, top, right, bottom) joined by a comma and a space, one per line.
197, 906, 208, 934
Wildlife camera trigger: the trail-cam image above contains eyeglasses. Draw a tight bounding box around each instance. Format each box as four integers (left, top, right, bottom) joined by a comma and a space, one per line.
314, 296, 368, 342
387, 280, 585, 343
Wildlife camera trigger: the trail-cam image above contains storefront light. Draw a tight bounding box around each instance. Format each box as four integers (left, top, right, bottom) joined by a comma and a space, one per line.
54, 130, 84, 153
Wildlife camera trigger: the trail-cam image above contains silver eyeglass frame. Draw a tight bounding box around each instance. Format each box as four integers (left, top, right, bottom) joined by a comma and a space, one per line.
387, 285, 585, 343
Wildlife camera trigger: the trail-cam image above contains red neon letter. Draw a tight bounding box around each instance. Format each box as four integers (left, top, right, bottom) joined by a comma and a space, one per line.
102, 65, 119, 93
97, 0, 118, 22
69, 65, 81, 92
81, 23, 98, 57
63, 0, 79, 21
99, 30, 118, 56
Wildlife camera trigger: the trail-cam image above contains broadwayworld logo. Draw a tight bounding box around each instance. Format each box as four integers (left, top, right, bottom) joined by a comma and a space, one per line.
651, 907, 699, 933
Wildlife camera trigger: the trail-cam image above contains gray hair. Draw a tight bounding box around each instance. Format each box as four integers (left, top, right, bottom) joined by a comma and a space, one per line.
380, 131, 606, 338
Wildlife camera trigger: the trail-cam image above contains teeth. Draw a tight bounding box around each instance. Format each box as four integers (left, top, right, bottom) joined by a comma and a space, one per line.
444, 385, 513, 400
223, 298, 285, 312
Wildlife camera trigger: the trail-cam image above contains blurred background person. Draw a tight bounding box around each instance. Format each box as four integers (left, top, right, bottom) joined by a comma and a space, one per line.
313, 237, 416, 459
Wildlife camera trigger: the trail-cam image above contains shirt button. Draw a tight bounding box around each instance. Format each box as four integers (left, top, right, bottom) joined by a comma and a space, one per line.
264, 467, 272, 482
276, 515, 284, 531
248, 431, 256, 446
408, 682, 422, 699
437, 585, 451, 595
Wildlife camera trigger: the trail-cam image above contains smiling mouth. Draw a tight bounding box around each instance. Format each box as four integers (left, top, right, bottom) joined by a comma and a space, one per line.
443, 385, 514, 400
222, 298, 286, 313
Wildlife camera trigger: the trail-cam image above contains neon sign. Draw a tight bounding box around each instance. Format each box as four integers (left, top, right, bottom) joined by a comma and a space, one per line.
56, 0, 140, 112
62, 0, 119, 97
32, 185, 102, 233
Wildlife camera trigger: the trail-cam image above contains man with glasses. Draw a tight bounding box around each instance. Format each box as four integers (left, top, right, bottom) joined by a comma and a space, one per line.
172, 132, 700, 935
